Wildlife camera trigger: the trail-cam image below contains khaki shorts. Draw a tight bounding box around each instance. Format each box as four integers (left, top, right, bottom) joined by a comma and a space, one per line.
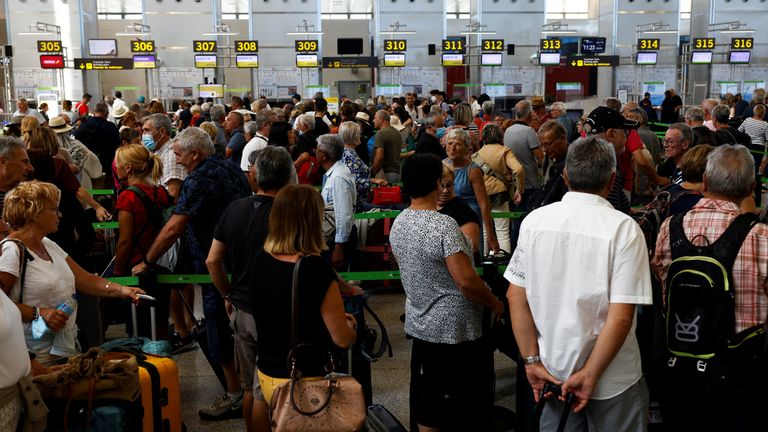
231, 307, 262, 399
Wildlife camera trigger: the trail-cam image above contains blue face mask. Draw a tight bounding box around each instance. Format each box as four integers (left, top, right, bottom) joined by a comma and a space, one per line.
142, 133, 156, 151
435, 127, 446, 139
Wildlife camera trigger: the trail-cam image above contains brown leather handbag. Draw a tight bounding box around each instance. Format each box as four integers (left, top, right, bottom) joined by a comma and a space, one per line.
269, 257, 366, 432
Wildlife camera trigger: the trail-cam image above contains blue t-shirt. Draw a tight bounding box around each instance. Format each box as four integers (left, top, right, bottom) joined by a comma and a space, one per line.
226, 128, 247, 166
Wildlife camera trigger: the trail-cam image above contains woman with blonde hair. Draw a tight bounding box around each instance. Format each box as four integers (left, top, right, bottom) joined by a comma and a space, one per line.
0, 181, 144, 365
20, 117, 39, 144
248, 184, 357, 431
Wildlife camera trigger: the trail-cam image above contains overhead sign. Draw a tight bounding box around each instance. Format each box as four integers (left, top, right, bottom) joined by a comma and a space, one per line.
580, 37, 606, 54
322, 56, 378, 69
383, 53, 405, 67
730, 37, 753, 50
193, 40, 217, 53
37, 40, 62, 53
442, 53, 464, 67
637, 38, 660, 50
40, 54, 65, 69
133, 55, 156, 69
296, 54, 319, 68
692, 38, 715, 50
194, 54, 217, 68
130, 40, 155, 53
482, 39, 504, 52
442, 38, 465, 54
235, 40, 259, 53
295, 40, 319, 52
566, 55, 620, 67
383, 39, 407, 52
74, 58, 133, 70
236, 54, 259, 68
540, 38, 561, 52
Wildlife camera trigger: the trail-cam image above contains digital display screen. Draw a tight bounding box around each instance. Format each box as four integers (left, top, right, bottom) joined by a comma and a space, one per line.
296, 54, 319, 68
132, 55, 156, 69
580, 37, 606, 54
729, 51, 751, 64
199, 84, 224, 98
88, 39, 117, 56
441, 53, 464, 67
481, 53, 503, 66
40, 55, 65, 69
235, 54, 259, 68
691, 51, 712, 64
383, 53, 405, 67
636, 52, 658, 65
194, 54, 217, 68
539, 52, 561, 65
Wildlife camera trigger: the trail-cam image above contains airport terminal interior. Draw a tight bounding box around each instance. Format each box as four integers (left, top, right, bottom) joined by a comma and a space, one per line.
0, 0, 767, 431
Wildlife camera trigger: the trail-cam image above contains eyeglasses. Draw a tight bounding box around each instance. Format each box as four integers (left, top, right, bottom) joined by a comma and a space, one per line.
663, 138, 685, 145
440, 182, 454, 191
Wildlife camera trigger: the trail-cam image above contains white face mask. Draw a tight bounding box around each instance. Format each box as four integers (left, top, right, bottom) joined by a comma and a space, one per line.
430, 96, 437, 103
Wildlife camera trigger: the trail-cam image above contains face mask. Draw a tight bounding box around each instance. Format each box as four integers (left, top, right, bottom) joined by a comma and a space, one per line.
142, 133, 156, 151
435, 127, 446, 139
430, 96, 437, 103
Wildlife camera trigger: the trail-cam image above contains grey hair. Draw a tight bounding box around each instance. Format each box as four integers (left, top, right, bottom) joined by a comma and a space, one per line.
0, 136, 26, 159
550, 101, 566, 113
272, 108, 286, 122
375, 110, 390, 123
452, 104, 473, 126
445, 128, 471, 148
538, 120, 567, 141
627, 107, 649, 125
711, 104, 730, 124
210, 105, 226, 122
667, 122, 694, 143
705, 144, 754, 200
145, 113, 172, 136
565, 136, 616, 194
295, 113, 315, 131
175, 126, 214, 155
244, 120, 259, 138
201, 102, 211, 112
252, 111, 271, 130
514, 100, 532, 120
685, 107, 705, 123
482, 101, 495, 116
338, 121, 361, 146
752, 88, 766, 104
256, 146, 294, 191
481, 123, 504, 145
316, 134, 345, 162
429, 105, 444, 115
701, 98, 719, 112
603, 97, 622, 111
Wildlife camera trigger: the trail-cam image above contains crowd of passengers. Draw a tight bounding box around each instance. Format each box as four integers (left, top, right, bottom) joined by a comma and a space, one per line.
1, 87, 767, 431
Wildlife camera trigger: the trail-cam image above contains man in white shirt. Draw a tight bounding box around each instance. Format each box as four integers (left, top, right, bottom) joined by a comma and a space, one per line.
12, 98, 46, 124
239, 111, 274, 171
316, 134, 356, 269
112, 90, 128, 111
505, 135, 652, 431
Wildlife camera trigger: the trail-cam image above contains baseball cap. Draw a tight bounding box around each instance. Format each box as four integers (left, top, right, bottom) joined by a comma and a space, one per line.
585, 106, 639, 134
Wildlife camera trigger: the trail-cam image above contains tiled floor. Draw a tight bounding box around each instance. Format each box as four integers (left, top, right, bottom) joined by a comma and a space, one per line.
113, 286, 517, 432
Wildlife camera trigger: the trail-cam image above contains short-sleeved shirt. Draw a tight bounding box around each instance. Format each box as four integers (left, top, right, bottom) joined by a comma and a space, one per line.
115, 185, 174, 273
155, 141, 187, 189
618, 131, 644, 191
341, 148, 371, 207
374, 125, 403, 174
504, 123, 541, 189
0, 289, 30, 387
505, 192, 652, 400
390, 209, 482, 344
174, 155, 252, 272
213, 195, 274, 314
227, 128, 247, 166
249, 253, 336, 377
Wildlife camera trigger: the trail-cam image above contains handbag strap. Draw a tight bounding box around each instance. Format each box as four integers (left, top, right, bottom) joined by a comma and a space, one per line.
0, 239, 31, 303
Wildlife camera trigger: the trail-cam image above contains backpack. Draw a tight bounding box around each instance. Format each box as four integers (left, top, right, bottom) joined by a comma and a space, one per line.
126, 186, 178, 271
664, 212, 760, 364
633, 188, 702, 260
471, 147, 515, 204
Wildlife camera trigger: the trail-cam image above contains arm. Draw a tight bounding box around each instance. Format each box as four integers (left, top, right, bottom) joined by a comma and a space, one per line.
67, 256, 144, 300
319, 280, 357, 349
206, 239, 233, 315
293, 151, 310, 168
114, 210, 134, 275
131, 214, 189, 275
508, 283, 561, 402
561, 303, 636, 412
505, 151, 526, 203
469, 167, 499, 252
165, 178, 182, 199
331, 177, 356, 268
459, 222, 481, 253
225, 146, 234, 159
446, 252, 503, 314
370, 147, 385, 176
76, 187, 111, 221
532, 147, 545, 166
632, 150, 667, 186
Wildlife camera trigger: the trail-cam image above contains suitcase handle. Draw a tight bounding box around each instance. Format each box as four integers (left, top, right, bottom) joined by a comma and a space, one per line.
532, 382, 575, 432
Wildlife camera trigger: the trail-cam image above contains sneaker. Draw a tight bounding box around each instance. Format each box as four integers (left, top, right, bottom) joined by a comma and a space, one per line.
170, 332, 196, 354
198, 394, 243, 420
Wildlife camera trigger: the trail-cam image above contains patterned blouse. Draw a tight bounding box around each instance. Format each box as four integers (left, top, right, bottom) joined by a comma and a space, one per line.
342, 147, 372, 206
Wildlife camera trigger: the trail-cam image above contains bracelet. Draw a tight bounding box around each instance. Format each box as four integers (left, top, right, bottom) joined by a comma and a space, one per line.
105, 281, 112, 297
143, 257, 153, 266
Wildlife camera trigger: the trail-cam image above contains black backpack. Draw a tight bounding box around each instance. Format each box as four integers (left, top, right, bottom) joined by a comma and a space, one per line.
664, 212, 758, 362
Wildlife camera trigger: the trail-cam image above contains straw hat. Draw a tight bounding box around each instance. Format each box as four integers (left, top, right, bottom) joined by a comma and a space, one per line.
112, 105, 129, 118
49, 116, 73, 134
530, 96, 546, 108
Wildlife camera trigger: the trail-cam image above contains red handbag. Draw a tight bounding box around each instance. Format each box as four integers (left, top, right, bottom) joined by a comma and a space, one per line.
371, 186, 403, 206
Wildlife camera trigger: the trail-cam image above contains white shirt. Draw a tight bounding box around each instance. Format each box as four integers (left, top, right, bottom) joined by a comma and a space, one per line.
321, 160, 356, 244
12, 108, 46, 124
0, 289, 30, 387
504, 192, 652, 400
239, 132, 269, 171
0, 238, 78, 362
156, 140, 187, 188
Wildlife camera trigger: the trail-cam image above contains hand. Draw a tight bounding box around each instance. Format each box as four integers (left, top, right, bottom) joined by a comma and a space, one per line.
524, 362, 562, 403
372, 178, 389, 187
131, 262, 149, 276
331, 245, 345, 269
561, 368, 599, 412
119, 285, 146, 303
41, 307, 69, 331
95, 206, 112, 222
513, 192, 522, 206
492, 299, 505, 319
224, 298, 234, 319
344, 313, 358, 331
488, 238, 501, 254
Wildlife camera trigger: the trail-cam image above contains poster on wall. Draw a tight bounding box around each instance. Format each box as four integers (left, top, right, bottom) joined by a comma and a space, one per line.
742, 81, 765, 102
482, 83, 505, 98
642, 82, 666, 106
715, 81, 740, 98
481, 67, 539, 96
399, 68, 442, 97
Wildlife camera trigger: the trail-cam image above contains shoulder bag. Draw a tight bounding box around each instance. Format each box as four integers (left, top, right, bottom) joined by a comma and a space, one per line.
269, 256, 366, 432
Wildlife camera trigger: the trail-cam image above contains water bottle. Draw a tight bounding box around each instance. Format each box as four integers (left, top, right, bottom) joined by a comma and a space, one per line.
55, 293, 78, 316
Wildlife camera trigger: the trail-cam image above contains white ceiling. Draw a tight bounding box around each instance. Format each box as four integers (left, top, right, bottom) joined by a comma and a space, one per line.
96, 0, 469, 14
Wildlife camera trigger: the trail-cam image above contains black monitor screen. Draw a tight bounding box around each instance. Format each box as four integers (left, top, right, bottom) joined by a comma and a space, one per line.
337, 38, 363, 55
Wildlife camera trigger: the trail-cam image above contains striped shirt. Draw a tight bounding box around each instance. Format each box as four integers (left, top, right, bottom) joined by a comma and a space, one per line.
652, 198, 768, 332
738, 117, 768, 147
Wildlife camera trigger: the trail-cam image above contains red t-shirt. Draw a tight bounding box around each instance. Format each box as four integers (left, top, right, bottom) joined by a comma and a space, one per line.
115, 184, 173, 273
75, 102, 88, 116
618, 130, 643, 191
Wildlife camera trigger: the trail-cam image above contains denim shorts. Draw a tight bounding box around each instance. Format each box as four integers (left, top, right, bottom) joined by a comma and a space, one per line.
201, 284, 235, 363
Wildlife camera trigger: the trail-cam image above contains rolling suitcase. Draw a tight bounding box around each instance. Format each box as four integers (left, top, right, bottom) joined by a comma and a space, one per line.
364, 404, 407, 432
531, 383, 575, 432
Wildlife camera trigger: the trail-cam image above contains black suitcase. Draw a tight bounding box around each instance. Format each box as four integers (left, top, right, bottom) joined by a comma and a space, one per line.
364, 404, 407, 432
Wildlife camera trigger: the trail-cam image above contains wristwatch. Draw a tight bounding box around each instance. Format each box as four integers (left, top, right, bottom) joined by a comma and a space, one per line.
523, 355, 541, 366
31, 306, 40, 321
